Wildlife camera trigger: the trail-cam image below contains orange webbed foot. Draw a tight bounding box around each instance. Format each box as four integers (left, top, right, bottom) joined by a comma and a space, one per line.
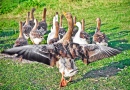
60, 78, 68, 87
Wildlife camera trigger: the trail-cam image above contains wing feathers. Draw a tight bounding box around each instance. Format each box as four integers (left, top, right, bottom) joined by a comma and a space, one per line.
1, 45, 51, 65
84, 44, 120, 63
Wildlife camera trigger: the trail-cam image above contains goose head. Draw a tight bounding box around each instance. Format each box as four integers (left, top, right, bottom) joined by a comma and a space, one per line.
95, 18, 101, 32
58, 57, 78, 77
42, 8, 47, 21
75, 22, 82, 30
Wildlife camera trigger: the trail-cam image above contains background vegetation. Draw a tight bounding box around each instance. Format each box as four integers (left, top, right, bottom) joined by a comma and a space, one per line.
0, 0, 130, 90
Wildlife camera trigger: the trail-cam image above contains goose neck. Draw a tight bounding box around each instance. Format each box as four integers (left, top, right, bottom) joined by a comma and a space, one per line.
19, 21, 23, 38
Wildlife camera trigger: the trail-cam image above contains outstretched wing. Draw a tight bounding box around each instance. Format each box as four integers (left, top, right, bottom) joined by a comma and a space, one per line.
83, 44, 121, 63
1, 45, 54, 65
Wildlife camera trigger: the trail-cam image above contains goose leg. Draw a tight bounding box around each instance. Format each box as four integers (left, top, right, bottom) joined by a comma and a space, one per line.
83, 57, 89, 64
18, 56, 23, 62
59, 72, 68, 87
67, 76, 72, 83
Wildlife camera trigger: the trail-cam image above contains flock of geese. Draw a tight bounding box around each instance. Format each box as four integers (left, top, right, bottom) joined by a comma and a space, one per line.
2, 8, 121, 87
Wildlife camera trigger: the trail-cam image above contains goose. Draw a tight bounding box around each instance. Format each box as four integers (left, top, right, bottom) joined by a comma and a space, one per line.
22, 12, 32, 39
29, 8, 35, 28
73, 21, 89, 44
47, 12, 58, 44
1, 13, 121, 87
58, 15, 66, 39
72, 16, 78, 38
29, 19, 43, 45
49, 21, 59, 44
13, 21, 28, 47
80, 19, 90, 44
93, 18, 108, 46
37, 8, 47, 35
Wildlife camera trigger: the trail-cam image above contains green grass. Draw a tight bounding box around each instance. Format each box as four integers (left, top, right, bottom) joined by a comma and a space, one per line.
0, 0, 130, 89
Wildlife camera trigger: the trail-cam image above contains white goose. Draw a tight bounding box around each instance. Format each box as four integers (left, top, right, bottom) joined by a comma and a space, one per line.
47, 13, 58, 44
73, 22, 89, 44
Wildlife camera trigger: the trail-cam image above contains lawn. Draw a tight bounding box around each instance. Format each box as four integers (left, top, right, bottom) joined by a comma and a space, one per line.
0, 0, 130, 90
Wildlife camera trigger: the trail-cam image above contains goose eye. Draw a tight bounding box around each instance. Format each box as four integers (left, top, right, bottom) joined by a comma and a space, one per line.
40, 36, 43, 38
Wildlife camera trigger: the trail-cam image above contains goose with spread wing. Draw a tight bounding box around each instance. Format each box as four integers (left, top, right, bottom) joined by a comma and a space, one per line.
1, 13, 121, 88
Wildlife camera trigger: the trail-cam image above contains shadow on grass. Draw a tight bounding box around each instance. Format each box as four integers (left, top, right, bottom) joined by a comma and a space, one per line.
109, 39, 130, 51
73, 59, 130, 83
0, 29, 18, 37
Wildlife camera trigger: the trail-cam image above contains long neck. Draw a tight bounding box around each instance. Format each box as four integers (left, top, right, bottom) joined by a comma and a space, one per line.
60, 15, 63, 27
54, 22, 59, 38
19, 21, 23, 38
77, 23, 82, 36
55, 12, 58, 21
73, 16, 76, 24
42, 8, 46, 21
58, 18, 73, 44
30, 8, 35, 20
97, 19, 101, 31
32, 19, 38, 31
81, 19, 85, 31
25, 12, 30, 25
52, 16, 56, 31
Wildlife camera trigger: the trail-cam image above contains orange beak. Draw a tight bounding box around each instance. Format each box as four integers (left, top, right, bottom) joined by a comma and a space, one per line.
63, 12, 67, 17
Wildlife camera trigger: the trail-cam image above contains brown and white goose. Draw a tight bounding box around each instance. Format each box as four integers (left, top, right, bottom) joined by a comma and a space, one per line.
93, 18, 108, 46
72, 16, 78, 38
13, 21, 28, 47
23, 12, 32, 39
58, 15, 66, 39
2, 13, 121, 88
29, 19, 43, 45
37, 8, 47, 35
80, 19, 90, 43
29, 8, 35, 28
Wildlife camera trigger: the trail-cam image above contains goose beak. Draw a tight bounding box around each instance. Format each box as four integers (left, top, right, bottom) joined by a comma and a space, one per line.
63, 12, 67, 16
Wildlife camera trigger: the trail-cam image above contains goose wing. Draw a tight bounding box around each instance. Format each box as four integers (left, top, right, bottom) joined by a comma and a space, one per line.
82, 44, 121, 63
1, 45, 55, 65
